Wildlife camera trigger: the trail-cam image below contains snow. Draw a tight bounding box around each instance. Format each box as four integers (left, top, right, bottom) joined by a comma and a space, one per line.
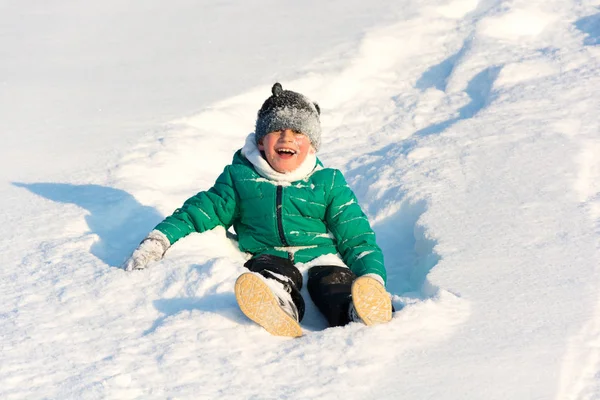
1, 0, 600, 399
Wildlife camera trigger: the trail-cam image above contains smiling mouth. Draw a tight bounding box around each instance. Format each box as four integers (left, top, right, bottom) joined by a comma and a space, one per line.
276, 148, 297, 156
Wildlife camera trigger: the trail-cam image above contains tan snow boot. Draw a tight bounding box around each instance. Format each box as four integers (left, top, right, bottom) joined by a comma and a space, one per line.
235, 272, 302, 337
350, 276, 393, 325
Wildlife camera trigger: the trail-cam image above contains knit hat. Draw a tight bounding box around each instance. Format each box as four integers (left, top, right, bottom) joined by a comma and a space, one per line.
255, 83, 322, 151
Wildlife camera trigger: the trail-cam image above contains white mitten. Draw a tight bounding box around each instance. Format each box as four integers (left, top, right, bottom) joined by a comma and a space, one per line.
123, 230, 171, 271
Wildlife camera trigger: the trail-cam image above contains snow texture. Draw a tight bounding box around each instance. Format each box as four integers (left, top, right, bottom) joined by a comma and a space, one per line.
1, 0, 600, 399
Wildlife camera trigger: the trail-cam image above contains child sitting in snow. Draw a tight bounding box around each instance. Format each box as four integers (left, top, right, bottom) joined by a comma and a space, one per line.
123, 83, 392, 337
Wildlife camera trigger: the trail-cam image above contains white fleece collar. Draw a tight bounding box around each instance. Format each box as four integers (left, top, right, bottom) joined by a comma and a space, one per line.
241, 133, 318, 184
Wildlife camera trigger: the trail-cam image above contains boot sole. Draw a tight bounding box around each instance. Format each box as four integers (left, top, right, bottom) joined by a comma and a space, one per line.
351, 276, 393, 326
235, 272, 302, 337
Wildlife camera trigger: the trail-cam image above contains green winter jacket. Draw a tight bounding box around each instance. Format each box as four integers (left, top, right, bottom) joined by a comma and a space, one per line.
155, 150, 386, 282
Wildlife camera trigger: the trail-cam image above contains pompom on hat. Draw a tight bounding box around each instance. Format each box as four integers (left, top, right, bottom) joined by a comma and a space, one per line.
255, 83, 322, 151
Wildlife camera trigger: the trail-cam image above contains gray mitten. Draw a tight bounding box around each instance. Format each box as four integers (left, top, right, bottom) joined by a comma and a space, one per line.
123, 230, 171, 271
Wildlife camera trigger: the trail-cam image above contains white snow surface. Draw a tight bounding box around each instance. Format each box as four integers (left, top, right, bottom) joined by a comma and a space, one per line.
2, 0, 600, 399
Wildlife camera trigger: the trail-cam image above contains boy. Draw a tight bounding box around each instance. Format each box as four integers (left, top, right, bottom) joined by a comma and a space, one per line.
123, 83, 392, 337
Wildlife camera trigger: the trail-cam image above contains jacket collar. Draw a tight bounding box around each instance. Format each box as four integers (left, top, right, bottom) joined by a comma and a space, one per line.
241, 133, 318, 183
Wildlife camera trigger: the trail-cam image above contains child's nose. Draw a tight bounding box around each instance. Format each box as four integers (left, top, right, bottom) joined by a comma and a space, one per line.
280, 129, 295, 141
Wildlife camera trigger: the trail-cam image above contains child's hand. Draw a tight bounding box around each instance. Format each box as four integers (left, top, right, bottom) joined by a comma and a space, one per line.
123, 230, 170, 271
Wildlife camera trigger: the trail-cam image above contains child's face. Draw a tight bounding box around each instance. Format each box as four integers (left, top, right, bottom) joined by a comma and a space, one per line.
258, 129, 314, 173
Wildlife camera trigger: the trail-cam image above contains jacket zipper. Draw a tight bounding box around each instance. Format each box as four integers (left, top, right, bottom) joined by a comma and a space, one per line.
276, 185, 289, 247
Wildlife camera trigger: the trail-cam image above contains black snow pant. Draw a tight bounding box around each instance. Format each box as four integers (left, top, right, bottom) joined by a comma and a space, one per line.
243, 254, 357, 327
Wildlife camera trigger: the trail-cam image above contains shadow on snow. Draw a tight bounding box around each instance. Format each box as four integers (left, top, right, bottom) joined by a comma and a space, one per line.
415, 39, 470, 92
413, 65, 503, 137
371, 199, 440, 300
342, 65, 502, 302
143, 291, 240, 336
12, 182, 163, 266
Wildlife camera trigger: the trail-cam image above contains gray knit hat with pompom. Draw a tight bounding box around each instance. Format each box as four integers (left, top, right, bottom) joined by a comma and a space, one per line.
255, 83, 322, 151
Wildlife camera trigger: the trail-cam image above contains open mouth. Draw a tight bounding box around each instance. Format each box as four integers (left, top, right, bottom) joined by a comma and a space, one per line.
275, 148, 297, 158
